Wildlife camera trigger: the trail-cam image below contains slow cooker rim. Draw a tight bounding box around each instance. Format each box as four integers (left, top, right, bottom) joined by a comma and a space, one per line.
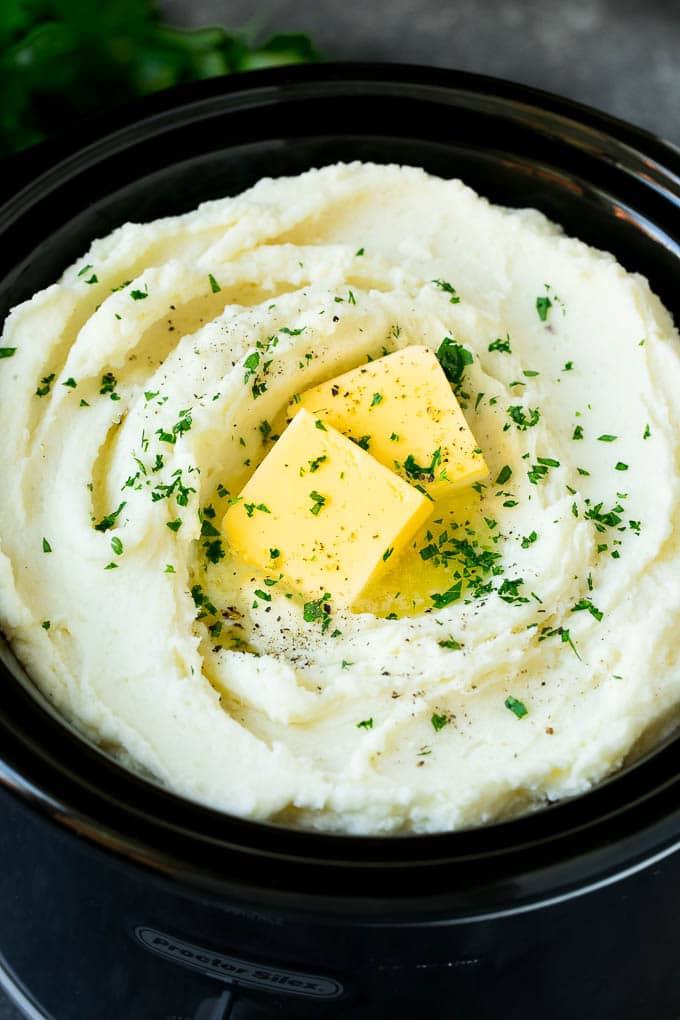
0, 61, 678, 917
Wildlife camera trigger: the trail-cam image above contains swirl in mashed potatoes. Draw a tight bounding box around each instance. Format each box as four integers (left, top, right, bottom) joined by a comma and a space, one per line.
0, 163, 678, 833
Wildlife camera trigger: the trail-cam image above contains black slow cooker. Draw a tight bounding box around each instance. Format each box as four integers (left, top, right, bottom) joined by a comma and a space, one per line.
0, 65, 678, 1020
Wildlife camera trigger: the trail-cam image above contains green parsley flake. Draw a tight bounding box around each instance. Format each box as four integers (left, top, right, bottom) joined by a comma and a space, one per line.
507, 405, 540, 430
521, 531, 538, 548
438, 638, 462, 650
495, 465, 512, 485
42, 537, 52, 553
356, 718, 374, 730
431, 278, 460, 303
571, 598, 603, 622
431, 713, 448, 732
41, 620, 50, 630
488, 336, 511, 353
436, 337, 472, 391
208, 273, 221, 293
615, 462, 628, 471
62, 377, 77, 388
309, 490, 326, 516
597, 434, 618, 443
505, 695, 528, 718
370, 392, 383, 407
382, 547, 394, 562
110, 536, 123, 556
35, 373, 55, 397
572, 425, 584, 440
94, 502, 126, 532
303, 593, 332, 624
130, 287, 148, 300
536, 295, 552, 321
0, 348, 17, 359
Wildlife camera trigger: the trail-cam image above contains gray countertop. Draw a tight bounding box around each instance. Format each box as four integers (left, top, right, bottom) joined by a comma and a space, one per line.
1, 2, 677, 1017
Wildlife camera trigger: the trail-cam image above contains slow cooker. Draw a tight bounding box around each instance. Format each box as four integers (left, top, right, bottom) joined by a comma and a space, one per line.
0, 65, 678, 1020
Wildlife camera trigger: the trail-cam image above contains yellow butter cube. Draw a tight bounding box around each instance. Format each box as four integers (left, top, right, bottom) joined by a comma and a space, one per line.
223, 409, 432, 606
291, 345, 488, 497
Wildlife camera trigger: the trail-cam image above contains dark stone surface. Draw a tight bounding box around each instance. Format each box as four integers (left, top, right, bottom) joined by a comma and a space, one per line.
1, 2, 677, 1017
163, 0, 680, 143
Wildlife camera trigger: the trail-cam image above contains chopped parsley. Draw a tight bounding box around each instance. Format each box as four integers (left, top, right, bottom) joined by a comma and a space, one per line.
303, 593, 332, 630
203, 539, 225, 564
351, 434, 371, 451
584, 500, 623, 531
314, 419, 327, 432
488, 335, 511, 354
521, 531, 538, 548
402, 447, 442, 483
507, 405, 540, 430
436, 337, 473, 391
497, 578, 529, 604
382, 547, 394, 562
166, 519, 182, 532
438, 637, 462, 650
355, 247, 365, 256
615, 462, 628, 471
94, 502, 126, 532
571, 598, 603, 622
156, 408, 192, 445
62, 377, 77, 388
431, 713, 448, 732
309, 490, 326, 516
244, 502, 271, 518
99, 372, 118, 398
370, 392, 383, 407
41, 620, 50, 630
110, 536, 123, 556
504, 695, 528, 719
495, 464, 512, 485
643, 424, 651, 440
130, 286, 148, 300
527, 457, 559, 485
431, 581, 463, 609
269, 547, 280, 559
431, 278, 460, 303
0, 348, 17, 359
572, 425, 584, 440
597, 434, 618, 443
356, 718, 374, 730
536, 295, 552, 321
308, 454, 327, 473
35, 373, 55, 397
259, 419, 271, 440
208, 273, 221, 293
42, 537, 52, 553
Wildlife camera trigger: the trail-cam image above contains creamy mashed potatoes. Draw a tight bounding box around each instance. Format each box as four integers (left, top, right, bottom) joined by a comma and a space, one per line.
1, 162, 679, 834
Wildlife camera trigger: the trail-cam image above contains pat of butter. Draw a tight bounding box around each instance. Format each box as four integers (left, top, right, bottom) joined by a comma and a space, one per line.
291, 345, 488, 497
223, 408, 432, 606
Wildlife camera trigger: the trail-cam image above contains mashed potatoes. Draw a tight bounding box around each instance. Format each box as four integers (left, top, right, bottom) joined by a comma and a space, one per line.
0, 162, 678, 833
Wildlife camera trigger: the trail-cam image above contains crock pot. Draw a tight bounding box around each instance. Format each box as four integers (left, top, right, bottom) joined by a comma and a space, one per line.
0, 64, 678, 1020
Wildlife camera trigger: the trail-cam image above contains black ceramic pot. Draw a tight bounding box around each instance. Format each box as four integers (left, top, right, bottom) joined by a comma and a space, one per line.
0, 64, 678, 1020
